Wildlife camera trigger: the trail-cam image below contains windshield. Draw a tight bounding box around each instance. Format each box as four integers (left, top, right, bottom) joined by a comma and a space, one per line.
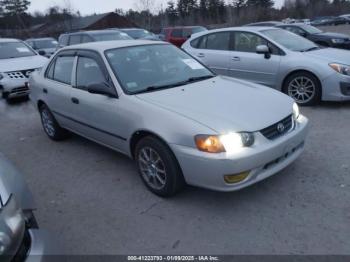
105, 44, 214, 94
262, 29, 318, 52
34, 39, 58, 49
124, 29, 152, 39
92, 32, 132, 41
300, 25, 322, 34
0, 42, 36, 59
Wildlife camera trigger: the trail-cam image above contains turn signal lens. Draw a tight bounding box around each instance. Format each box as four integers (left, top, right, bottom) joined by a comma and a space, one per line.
224, 171, 250, 184
195, 135, 225, 153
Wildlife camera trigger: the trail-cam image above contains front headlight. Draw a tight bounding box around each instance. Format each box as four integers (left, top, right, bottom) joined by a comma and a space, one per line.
331, 38, 345, 44
195, 132, 254, 154
329, 63, 350, 76
293, 103, 300, 120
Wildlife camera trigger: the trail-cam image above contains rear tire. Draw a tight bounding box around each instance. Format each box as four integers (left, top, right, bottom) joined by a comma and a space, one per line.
39, 104, 69, 141
283, 72, 321, 106
135, 136, 185, 197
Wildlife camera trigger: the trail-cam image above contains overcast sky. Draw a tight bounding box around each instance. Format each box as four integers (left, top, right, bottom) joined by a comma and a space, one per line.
28, 0, 285, 15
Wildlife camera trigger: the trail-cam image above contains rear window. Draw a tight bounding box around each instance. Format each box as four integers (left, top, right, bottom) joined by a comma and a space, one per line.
69, 35, 81, 45
58, 35, 69, 46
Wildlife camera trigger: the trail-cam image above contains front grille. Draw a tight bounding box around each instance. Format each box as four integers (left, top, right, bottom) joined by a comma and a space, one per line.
6, 69, 35, 79
260, 115, 293, 140
11, 86, 29, 93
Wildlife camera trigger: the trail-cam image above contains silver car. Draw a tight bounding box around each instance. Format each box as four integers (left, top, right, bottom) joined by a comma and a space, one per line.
29, 40, 309, 196
182, 27, 350, 106
0, 153, 52, 261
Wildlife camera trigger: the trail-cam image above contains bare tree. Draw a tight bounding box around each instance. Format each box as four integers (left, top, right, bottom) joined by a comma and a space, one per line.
134, 0, 156, 29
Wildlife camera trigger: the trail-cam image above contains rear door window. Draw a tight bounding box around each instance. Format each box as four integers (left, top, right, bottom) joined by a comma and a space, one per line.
53, 56, 75, 85
205, 32, 231, 51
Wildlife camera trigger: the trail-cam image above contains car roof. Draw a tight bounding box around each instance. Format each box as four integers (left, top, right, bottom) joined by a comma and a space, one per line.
0, 38, 21, 43
163, 26, 205, 29
65, 29, 122, 36
208, 26, 280, 33
59, 40, 167, 52
26, 37, 56, 41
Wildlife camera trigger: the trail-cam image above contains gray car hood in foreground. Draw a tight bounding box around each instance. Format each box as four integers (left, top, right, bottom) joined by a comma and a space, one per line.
0, 55, 48, 72
0, 153, 35, 210
304, 48, 350, 64
137, 76, 294, 133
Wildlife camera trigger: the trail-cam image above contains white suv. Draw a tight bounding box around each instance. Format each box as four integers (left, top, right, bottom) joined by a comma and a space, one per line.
0, 38, 48, 102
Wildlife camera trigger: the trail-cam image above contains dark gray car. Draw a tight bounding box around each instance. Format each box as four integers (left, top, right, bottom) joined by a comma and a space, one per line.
58, 29, 132, 48
0, 153, 52, 261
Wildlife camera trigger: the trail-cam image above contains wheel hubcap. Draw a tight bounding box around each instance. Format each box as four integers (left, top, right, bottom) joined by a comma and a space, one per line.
288, 76, 315, 104
138, 147, 167, 190
41, 110, 55, 137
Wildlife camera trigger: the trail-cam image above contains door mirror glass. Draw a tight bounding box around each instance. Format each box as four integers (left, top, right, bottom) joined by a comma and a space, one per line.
87, 82, 117, 98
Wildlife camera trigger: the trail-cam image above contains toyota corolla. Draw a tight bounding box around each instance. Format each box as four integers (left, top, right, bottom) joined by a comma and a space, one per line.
29, 41, 309, 196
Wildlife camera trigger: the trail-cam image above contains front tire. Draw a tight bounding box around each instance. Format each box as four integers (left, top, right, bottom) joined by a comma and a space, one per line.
135, 136, 185, 197
39, 104, 69, 141
283, 72, 321, 106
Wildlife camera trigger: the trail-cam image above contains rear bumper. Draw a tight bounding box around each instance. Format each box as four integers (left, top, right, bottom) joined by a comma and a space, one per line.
171, 115, 309, 192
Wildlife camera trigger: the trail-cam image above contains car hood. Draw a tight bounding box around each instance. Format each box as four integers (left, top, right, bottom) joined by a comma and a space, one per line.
313, 32, 350, 39
0, 55, 48, 73
303, 48, 350, 64
0, 153, 35, 210
136, 76, 294, 133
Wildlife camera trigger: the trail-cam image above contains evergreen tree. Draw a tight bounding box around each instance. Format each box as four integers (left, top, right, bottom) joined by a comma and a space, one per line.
0, 0, 30, 15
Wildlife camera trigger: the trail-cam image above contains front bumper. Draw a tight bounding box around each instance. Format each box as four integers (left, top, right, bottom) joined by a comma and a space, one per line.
0, 78, 29, 98
321, 72, 350, 101
171, 115, 309, 192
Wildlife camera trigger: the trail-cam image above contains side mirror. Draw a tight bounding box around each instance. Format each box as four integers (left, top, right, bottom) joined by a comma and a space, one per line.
38, 50, 46, 56
256, 45, 271, 59
87, 82, 117, 98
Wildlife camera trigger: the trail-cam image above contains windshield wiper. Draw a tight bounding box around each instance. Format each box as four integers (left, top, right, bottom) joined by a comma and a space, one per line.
301, 47, 320, 52
134, 75, 215, 95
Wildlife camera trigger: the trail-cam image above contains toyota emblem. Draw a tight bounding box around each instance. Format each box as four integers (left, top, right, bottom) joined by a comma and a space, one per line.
277, 123, 285, 133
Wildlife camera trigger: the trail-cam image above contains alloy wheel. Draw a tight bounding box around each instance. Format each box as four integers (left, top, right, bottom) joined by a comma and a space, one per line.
288, 76, 316, 104
138, 147, 167, 190
41, 109, 55, 137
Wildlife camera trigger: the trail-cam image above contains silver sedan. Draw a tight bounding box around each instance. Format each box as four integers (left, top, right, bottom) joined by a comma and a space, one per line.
182, 27, 350, 106
29, 40, 309, 196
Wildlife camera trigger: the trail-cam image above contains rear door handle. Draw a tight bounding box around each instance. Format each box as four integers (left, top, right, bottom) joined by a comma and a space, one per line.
232, 56, 241, 61
71, 97, 79, 104
197, 53, 205, 58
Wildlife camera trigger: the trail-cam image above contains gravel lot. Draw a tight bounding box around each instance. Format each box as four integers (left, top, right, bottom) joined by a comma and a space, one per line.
0, 98, 349, 255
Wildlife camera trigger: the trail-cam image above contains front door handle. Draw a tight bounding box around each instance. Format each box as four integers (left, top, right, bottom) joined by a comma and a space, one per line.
232, 56, 241, 61
43, 88, 48, 94
71, 97, 79, 104
197, 53, 205, 58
